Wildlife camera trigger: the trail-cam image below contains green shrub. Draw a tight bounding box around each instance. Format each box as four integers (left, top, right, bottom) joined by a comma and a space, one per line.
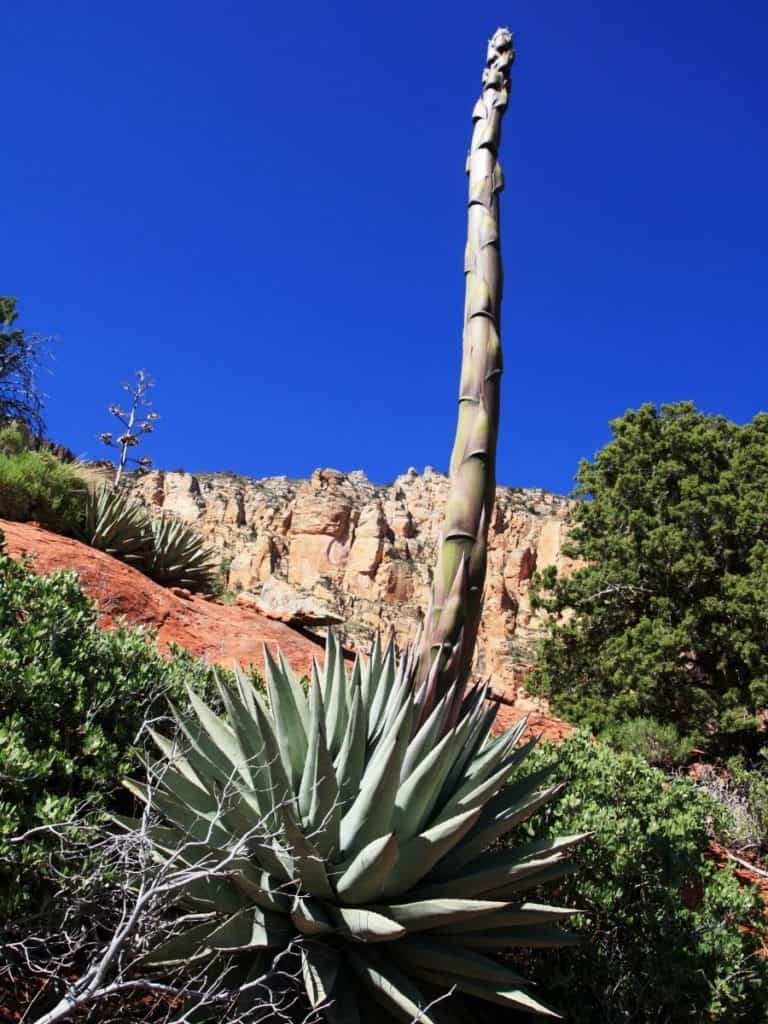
0, 422, 32, 456
724, 750, 768, 857
507, 732, 768, 1022
0, 447, 84, 533
602, 715, 694, 768
0, 531, 251, 920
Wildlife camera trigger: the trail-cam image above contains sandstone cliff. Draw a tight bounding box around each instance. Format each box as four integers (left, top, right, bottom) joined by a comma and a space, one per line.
125, 466, 579, 704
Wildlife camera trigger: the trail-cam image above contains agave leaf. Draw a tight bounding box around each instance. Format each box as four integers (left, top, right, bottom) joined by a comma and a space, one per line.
234, 663, 259, 719
264, 644, 308, 789
207, 906, 292, 950
330, 907, 405, 942
393, 736, 455, 842
358, 694, 412, 787
389, 935, 528, 986
230, 954, 273, 1014
249, 689, 297, 817
431, 901, 581, 932
227, 864, 292, 913
400, 687, 453, 782
431, 743, 531, 827
279, 649, 311, 733
430, 776, 564, 879
381, 807, 481, 899
141, 921, 216, 966
482, 832, 590, 868
167, 702, 241, 790
122, 778, 235, 849
367, 638, 397, 740
339, 699, 413, 859
301, 943, 341, 1010
317, 964, 362, 1024
359, 632, 381, 712
79, 488, 150, 565
186, 688, 251, 785
297, 681, 341, 858
319, 631, 337, 710
486, 859, 580, 897
347, 948, 442, 1023
333, 681, 366, 811
299, 680, 327, 818
154, 762, 218, 816
380, 643, 421, 745
179, 875, 248, 915
325, 632, 349, 757
213, 683, 273, 809
144, 514, 218, 592
152, 762, 270, 853
463, 713, 529, 782
439, 728, 535, 815
146, 727, 204, 788
371, 898, 509, 933
335, 833, 400, 905
291, 895, 335, 935
416, 838, 586, 901
410, 967, 562, 1018
304, 728, 341, 859
280, 811, 334, 901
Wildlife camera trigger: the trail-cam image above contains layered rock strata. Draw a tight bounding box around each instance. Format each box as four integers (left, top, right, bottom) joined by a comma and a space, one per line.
125, 467, 578, 704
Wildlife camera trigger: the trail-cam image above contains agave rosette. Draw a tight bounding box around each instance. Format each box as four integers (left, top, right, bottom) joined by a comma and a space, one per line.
144, 514, 218, 592
120, 633, 583, 1021
79, 486, 151, 566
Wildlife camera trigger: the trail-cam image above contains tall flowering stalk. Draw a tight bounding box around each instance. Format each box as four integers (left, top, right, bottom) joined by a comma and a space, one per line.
418, 29, 514, 701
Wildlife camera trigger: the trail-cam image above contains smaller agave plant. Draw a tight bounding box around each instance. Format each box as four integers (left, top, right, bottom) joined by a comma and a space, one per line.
144, 514, 219, 593
120, 634, 585, 1022
78, 486, 151, 567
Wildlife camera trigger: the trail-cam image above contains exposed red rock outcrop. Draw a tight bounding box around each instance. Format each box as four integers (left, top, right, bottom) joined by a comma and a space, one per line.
120, 466, 583, 709
0, 519, 325, 678
0, 516, 572, 740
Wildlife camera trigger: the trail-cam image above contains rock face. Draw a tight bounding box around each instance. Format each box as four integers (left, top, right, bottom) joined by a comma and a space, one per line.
125, 467, 580, 705
0, 519, 327, 678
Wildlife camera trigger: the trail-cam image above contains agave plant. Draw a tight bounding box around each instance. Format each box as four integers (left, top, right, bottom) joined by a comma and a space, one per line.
78, 486, 151, 567
143, 513, 219, 593
121, 633, 583, 1021
118, 26, 584, 1022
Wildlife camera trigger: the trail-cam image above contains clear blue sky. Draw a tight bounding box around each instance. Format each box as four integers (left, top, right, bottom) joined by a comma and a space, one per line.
3, 1, 767, 494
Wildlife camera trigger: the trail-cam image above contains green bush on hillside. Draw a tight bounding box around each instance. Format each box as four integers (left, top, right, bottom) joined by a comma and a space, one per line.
0, 430, 84, 534
601, 715, 693, 768
508, 732, 768, 1022
0, 433, 221, 594
724, 750, 768, 858
0, 422, 32, 456
0, 531, 252, 920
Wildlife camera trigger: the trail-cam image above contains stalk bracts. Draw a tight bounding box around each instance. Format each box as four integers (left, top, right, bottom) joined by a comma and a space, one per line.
418, 29, 514, 702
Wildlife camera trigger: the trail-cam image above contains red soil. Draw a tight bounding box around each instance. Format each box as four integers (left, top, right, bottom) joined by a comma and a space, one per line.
0, 519, 326, 678
0, 518, 573, 742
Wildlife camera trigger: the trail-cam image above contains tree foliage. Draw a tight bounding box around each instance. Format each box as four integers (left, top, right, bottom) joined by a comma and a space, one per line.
0, 297, 47, 438
512, 733, 768, 1023
529, 402, 768, 752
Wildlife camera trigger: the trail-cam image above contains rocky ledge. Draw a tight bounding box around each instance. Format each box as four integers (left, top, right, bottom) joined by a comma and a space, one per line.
124, 466, 581, 704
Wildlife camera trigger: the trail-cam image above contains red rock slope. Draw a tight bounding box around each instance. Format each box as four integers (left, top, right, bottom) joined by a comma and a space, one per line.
0, 518, 571, 742
0, 519, 326, 677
